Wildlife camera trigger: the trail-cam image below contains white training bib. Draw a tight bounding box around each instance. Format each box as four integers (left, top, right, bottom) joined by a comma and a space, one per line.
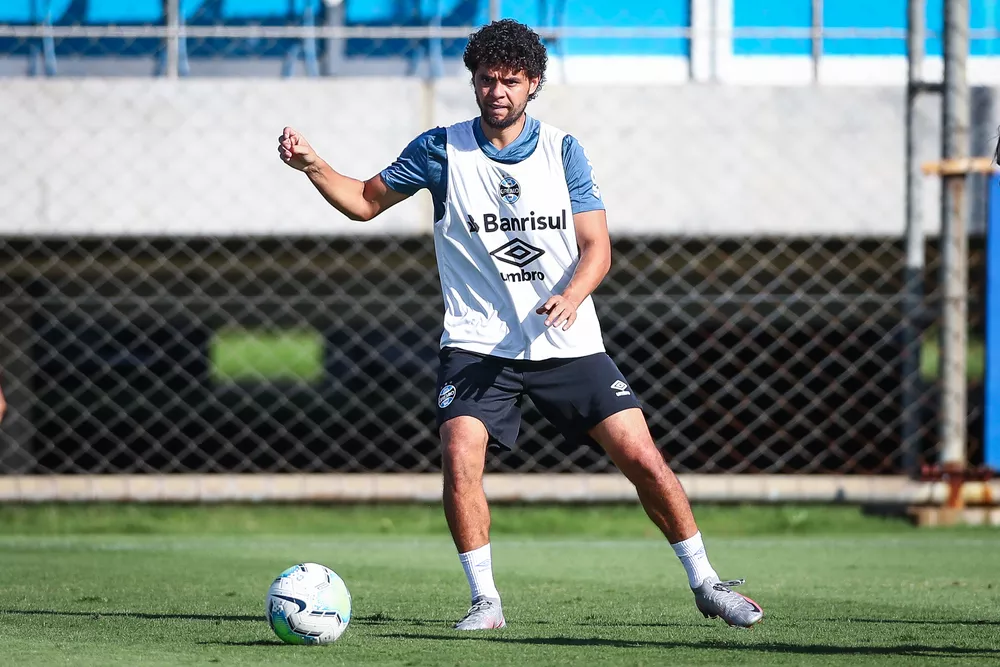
434, 119, 606, 361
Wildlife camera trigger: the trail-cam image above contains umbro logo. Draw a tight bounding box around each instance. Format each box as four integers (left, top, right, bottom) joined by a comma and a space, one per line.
490, 238, 545, 268
491, 239, 546, 283
611, 380, 631, 397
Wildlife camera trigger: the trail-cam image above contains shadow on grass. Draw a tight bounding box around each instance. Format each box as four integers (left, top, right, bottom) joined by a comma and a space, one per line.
199, 640, 284, 646
353, 613, 551, 627
2, 609, 536, 629
576, 616, 1000, 630
0, 609, 260, 622
354, 614, 454, 626
378, 633, 1000, 658
575, 621, 708, 629
825, 617, 1000, 627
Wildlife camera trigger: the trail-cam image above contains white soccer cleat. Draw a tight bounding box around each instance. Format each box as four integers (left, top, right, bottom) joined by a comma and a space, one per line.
693, 577, 764, 628
452, 596, 506, 630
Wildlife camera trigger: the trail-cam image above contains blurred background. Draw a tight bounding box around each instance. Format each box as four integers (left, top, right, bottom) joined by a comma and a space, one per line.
0, 1, 998, 499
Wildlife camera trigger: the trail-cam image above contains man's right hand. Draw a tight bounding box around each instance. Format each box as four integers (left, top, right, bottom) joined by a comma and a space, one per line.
278, 127, 321, 172
0, 383, 6, 426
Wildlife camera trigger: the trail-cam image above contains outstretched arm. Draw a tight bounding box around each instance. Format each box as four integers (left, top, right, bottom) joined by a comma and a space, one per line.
278, 127, 409, 222
536, 209, 612, 330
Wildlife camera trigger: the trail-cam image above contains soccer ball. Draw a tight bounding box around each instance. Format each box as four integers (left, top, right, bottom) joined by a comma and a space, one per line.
265, 562, 352, 645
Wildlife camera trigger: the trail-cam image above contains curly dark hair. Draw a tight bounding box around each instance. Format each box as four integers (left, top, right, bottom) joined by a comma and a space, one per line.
463, 19, 548, 100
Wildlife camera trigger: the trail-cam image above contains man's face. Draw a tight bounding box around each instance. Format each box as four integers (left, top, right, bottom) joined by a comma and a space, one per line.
473, 66, 539, 130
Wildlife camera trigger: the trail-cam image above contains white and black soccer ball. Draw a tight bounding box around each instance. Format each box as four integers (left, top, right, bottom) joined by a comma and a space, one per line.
265, 562, 352, 645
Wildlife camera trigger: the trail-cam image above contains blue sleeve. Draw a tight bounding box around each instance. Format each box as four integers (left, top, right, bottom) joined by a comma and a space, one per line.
380, 127, 448, 220
562, 135, 605, 215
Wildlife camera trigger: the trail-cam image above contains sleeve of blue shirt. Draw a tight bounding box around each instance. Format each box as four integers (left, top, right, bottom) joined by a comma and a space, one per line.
380, 127, 448, 221
562, 135, 605, 214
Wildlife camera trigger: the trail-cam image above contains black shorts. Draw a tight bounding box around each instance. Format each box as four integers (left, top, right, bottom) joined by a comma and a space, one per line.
435, 346, 643, 450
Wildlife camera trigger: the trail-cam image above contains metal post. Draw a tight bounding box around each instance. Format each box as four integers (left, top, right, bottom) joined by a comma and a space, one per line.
428, 0, 444, 79
713, 0, 733, 82
690, 0, 714, 82
811, 0, 823, 84
489, 0, 501, 23
902, 0, 927, 475
302, 2, 320, 77
165, 0, 179, 79
323, 0, 346, 77
41, 0, 57, 76
939, 0, 970, 479
708, 0, 718, 81
970, 88, 996, 235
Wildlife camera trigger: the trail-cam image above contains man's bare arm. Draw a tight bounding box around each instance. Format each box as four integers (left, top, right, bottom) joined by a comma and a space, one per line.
562, 209, 612, 305
278, 127, 409, 222
536, 209, 612, 330
302, 162, 407, 222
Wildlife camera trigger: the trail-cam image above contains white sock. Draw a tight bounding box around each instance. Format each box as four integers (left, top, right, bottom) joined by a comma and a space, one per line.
670, 531, 719, 588
458, 543, 500, 602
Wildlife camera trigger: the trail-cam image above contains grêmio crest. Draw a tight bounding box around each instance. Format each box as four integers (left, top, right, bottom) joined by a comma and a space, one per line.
498, 176, 520, 204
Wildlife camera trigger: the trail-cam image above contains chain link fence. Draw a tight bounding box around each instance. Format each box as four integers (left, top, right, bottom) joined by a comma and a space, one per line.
0, 8, 993, 477
0, 234, 985, 475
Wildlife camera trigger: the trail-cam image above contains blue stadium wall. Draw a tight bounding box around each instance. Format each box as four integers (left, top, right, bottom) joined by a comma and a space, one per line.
2, 0, 999, 79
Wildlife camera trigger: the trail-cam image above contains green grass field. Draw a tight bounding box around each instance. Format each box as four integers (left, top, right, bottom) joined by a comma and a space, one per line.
1, 504, 998, 666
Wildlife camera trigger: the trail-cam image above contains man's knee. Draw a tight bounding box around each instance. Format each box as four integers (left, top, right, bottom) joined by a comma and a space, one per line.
591, 411, 668, 473
617, 441, 671, 482
441, 416, 489, 491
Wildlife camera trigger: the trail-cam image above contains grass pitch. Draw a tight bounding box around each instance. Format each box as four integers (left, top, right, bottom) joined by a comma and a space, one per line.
0, 504, 998, 666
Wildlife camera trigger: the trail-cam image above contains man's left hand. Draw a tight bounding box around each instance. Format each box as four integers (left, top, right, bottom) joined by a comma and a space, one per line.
536, 295, 578, 331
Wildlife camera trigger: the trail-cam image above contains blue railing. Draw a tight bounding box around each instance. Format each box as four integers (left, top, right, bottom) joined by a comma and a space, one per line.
1, 0, 998, 76
734, 0, 999, 57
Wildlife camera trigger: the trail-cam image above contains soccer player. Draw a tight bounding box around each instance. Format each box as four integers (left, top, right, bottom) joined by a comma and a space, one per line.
278, 19, 764, 630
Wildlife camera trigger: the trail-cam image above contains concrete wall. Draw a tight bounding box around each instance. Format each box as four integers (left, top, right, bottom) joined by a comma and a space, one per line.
2, 77, 984, 238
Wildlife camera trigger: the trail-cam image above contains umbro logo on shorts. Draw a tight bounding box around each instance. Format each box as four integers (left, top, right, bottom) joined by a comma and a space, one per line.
610, 380, 631, 397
